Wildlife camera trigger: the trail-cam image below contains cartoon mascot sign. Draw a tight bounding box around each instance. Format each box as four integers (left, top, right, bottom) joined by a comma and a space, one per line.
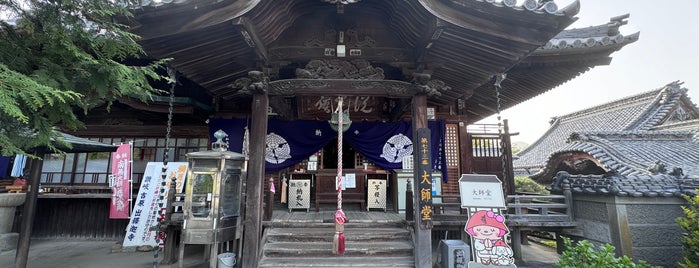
458, 174, 516, 267
465, 210, 515, 266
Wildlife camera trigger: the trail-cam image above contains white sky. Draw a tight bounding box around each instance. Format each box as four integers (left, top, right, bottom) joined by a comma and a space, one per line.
477, 0, 699, 145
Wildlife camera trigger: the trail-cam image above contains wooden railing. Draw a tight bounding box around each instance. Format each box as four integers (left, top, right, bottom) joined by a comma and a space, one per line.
429, 185, 577, 260
505, 194, 573, 226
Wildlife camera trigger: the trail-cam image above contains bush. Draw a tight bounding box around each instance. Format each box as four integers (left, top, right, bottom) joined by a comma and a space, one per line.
514, 176, 548, 194
676, 190, 699, 268
557, 237, 659, 268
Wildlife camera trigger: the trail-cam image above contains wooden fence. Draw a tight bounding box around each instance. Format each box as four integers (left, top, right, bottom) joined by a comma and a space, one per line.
431, 187, 577, 260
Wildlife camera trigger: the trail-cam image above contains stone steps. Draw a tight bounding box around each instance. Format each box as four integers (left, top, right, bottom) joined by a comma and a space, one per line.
265, 227, 411, 243
258, 256, 415, 268
259, 222, 414, 268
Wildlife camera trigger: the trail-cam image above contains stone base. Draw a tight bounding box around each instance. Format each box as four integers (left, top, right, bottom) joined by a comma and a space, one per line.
0, 232, 19, 251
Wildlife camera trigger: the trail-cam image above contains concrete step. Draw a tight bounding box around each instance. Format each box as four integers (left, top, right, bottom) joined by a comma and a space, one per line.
258, 256, 415, 268
263, 241, 414, 258
266, 227, 411, 243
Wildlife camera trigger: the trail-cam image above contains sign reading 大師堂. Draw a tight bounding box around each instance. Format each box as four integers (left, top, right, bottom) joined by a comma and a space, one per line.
458, 174, 506, 209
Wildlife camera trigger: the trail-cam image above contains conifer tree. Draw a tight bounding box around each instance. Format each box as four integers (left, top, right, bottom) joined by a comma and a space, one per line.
0, 0, 168, 156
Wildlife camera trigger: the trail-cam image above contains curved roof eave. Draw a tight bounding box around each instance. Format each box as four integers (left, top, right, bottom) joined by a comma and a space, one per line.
418, 0, 578, 46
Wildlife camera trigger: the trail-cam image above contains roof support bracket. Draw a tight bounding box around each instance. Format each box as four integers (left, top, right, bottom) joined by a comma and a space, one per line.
233, 17, 270, 66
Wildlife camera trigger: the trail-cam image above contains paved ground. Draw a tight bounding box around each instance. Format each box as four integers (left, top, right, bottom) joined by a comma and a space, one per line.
0, 239, 558, 268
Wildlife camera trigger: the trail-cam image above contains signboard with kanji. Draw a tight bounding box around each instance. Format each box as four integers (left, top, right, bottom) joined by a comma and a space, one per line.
367, 178, 386, 211
458, 174, 506, 209
288, 179, 311, 212
417, 128, 433, 228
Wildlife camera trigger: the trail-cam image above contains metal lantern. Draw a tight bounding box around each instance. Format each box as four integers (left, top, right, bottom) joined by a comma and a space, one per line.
180, 130, 246, 267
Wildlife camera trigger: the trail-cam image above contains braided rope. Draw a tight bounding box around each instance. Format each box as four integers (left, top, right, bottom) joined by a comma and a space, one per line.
336, 97, 343, 210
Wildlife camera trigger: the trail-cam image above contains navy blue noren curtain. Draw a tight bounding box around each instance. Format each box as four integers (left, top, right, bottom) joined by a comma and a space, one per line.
208, 118, 446, 180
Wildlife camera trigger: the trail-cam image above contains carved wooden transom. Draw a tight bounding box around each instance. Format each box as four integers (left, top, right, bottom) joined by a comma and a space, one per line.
295, 59, 384, 79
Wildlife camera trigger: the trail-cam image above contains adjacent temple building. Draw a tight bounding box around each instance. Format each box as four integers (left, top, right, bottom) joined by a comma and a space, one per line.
514, 81, 699, 267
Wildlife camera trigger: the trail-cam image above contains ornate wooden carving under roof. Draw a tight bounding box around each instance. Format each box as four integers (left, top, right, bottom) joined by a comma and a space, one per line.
295, 59, 384, 80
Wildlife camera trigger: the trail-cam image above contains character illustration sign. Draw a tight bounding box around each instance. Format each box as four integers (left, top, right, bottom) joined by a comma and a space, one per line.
465, 210, 515, 267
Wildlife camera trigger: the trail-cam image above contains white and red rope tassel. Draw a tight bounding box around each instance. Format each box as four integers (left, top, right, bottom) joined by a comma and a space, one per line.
333, 97, 347, 255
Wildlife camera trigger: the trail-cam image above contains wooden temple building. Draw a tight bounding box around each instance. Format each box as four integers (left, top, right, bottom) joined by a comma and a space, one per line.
18, 0, 641, 267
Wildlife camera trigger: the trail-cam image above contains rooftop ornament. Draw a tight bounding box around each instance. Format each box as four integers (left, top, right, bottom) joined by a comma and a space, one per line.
212, 129, 230, 152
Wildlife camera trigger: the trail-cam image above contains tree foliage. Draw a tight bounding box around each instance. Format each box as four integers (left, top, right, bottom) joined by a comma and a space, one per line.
514, 176, 548, 194
676, 190, 699, 268
0, 0, 168, 157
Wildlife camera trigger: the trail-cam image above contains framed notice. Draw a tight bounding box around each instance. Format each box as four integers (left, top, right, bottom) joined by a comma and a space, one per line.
307, 161, 317, 171
427, 107, 435, 120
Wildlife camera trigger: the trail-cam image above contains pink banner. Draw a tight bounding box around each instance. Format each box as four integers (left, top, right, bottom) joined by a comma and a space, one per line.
110, 144, 131, 219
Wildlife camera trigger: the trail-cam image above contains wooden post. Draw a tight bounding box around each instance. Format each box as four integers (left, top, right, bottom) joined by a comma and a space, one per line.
502, 119, 515, 196
160, 176, 179, 264
405, 179, 413, 221
412, 92, 431, 268
241, 71, 269, 268
264, 177, 273, 221
15, 148, 45, 268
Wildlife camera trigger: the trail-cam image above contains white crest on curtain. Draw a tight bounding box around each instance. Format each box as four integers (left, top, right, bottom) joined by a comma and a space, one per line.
265, 133, 291, 164
381, 134, 413, 163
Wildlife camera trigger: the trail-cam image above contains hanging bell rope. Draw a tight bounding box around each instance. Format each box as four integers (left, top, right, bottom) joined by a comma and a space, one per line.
333, 96, 347, 255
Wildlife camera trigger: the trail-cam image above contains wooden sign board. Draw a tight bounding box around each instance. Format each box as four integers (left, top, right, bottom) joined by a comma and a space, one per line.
458, 174, 506, 209
297, 95, 382, 120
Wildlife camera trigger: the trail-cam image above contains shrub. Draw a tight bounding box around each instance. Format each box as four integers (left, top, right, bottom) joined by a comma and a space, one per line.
514, 176, 548, 194
676, 190, 699, 268
557, 237, 659, 268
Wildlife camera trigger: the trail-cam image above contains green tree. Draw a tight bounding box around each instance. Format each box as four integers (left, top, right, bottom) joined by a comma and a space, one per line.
676, 190, 699, 268
0, 0, 168, 157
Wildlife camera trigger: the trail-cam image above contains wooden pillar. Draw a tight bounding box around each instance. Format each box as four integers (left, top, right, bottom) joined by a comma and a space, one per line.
241, 71, 269, 268
15, 148, 45, 268
459, 122, 471, 174
264, 177, 273, 221
502, 119, 515, 196
160, 175, 180, 265
412, 92, 431, 268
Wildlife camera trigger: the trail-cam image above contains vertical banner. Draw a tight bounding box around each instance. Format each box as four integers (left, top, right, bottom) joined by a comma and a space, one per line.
110, 144, 131, 219
123, 162, 188, 247
417, 128, 433, 228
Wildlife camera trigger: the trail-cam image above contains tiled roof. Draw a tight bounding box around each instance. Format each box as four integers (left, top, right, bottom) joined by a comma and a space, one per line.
539, 14, 640, 51
545, 131, 699, 197
558, 131, 698, 175
551, 171, 698, 197
514, 81, 696, 170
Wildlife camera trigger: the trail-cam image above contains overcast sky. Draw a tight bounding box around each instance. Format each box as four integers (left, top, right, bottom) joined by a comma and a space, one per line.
478, 0, 699, 145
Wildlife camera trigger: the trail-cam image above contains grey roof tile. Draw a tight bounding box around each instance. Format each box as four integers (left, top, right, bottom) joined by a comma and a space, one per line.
552, 171, 696, 197
515, 82, 698, 170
